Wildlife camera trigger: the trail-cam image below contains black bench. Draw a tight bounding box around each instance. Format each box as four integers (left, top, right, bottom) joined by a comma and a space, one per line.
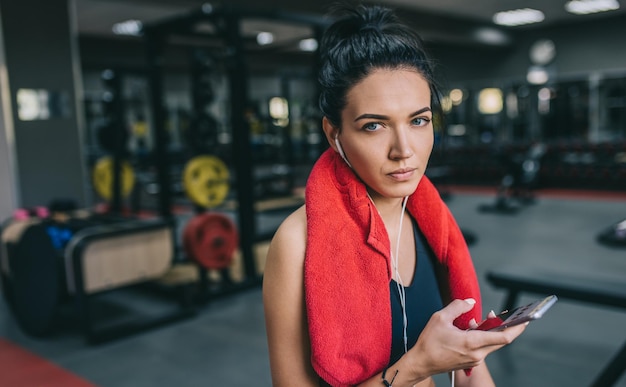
486, 266, 626, 387
1, 217, 195, 344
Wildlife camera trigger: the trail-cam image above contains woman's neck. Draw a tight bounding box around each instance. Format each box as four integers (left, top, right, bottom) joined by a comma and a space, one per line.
367, 190, 407, 218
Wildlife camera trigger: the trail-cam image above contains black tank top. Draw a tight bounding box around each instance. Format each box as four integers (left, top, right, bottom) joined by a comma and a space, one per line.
389, 219, 443, 365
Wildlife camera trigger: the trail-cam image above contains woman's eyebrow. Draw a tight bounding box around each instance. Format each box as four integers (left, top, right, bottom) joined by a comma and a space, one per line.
409, 107, 432, 116
354, 107, 432, 122
354, 113, 388, 122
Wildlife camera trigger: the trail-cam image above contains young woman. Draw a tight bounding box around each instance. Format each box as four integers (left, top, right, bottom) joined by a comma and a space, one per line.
263, 4, 526, 386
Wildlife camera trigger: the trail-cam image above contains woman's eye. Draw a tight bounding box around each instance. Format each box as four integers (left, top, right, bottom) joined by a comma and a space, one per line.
412, 117, 431, 126
362, 122, 382, 131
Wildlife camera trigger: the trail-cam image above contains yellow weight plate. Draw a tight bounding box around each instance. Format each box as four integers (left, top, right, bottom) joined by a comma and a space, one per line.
92, 156, 135, 201
182, 155, 230, 208
132, 121, 148, 137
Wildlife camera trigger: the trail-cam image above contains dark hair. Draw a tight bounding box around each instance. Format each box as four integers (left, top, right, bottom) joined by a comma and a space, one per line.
318, 4, 442, 128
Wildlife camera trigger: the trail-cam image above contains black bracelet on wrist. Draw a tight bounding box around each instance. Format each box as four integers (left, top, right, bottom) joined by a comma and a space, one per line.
382, 367, 398, 387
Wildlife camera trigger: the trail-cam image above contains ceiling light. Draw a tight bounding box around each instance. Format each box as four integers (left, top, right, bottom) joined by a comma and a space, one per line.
474, 27, 511, 45
493, 8, 545, 26
201, 3, 214, 14
538, 87, 552, 101
478, 88, 503, 114
449, 89, 464, 105
112, 19, 142, 36
256, 32, 274, 45
269, 97, 289, 120
298, 38, 318, 52
527, 66, 549, 85
565, 0, 620, 14
538, 87, 552, 114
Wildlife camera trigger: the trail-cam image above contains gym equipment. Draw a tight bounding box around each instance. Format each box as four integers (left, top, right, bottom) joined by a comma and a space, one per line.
92, 68, 134, 214
487, 266, 626, 387
143, 6, 327, 294
96, 119, 130, 155
1, 213, 194, 343
92, 156, 136, 201
185, 113, 220, 155
11, 206, 49, 221
182, 155, 230, 209
478, 143, 546, 214
8, 223, 63, 336
95, 69, 129, 155
185, 48, 220, 155
597, 218, 626, 248
182, 212, 238, 270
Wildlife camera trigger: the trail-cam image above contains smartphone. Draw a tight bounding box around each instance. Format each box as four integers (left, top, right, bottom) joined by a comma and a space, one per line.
475, 295, 558, 331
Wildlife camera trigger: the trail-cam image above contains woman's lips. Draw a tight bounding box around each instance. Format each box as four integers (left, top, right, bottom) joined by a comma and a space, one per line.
388, 168, 415, 181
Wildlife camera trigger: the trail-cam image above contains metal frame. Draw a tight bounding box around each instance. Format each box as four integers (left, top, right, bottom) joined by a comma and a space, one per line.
142, 4, 329, 294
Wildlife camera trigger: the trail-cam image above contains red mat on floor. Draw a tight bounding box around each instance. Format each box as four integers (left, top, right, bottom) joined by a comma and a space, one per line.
0, 338, 97, 387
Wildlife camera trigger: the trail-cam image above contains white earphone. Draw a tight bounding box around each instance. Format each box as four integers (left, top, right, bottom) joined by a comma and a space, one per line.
334, 136, 353, 168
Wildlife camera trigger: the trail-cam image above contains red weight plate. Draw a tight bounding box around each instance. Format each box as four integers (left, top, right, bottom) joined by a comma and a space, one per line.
182, 213, 238, 269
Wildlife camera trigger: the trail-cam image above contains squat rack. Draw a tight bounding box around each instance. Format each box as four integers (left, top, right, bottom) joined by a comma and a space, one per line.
142, 3, 328, 288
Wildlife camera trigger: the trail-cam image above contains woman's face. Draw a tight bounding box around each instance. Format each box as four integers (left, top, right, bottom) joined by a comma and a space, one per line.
326, 68, 434, 200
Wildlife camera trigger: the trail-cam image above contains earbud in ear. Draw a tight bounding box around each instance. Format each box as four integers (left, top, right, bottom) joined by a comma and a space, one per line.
334, 136, 352, 168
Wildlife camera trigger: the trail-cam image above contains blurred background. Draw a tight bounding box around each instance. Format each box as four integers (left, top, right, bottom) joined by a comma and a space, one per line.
0, 1, 625, 386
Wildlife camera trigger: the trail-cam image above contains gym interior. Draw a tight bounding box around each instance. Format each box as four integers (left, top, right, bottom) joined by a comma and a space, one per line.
0, 1, 625, 386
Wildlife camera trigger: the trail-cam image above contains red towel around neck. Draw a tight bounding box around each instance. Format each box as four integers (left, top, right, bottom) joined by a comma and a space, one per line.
305, 149, 482, 386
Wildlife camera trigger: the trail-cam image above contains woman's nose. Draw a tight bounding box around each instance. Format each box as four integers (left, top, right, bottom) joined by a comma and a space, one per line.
389, 128, 413, 160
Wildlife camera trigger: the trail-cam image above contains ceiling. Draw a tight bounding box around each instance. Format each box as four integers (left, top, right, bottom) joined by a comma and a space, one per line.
371, 0, 626, 25
74, 0, 626, 44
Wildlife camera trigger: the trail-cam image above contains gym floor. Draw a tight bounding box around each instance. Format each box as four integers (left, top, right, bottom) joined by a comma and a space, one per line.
1, 188, 625, 387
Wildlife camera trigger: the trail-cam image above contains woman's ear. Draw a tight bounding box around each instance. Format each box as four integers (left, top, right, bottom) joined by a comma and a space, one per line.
322, 116, 339, 151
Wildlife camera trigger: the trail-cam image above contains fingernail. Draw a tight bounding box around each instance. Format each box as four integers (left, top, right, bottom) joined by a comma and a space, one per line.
464, 298, 476, 305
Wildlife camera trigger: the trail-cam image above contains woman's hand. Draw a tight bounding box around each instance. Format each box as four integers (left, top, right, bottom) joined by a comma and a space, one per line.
405, 299, 527, 379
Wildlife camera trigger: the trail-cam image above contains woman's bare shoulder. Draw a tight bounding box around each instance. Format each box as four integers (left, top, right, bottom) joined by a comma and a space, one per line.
275, 204, 307, 239
265, 205, 307, 273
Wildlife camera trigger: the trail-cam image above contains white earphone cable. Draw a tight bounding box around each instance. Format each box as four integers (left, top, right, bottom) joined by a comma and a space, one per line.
392, 196, 409, 354
374, 195, 444, 387
334, 136, 353, 168
393, 196, 454, 387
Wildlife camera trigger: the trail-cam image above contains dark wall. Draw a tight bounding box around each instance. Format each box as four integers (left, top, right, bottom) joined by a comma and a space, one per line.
0, 0, 87, 207
431, 13, 626, 86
